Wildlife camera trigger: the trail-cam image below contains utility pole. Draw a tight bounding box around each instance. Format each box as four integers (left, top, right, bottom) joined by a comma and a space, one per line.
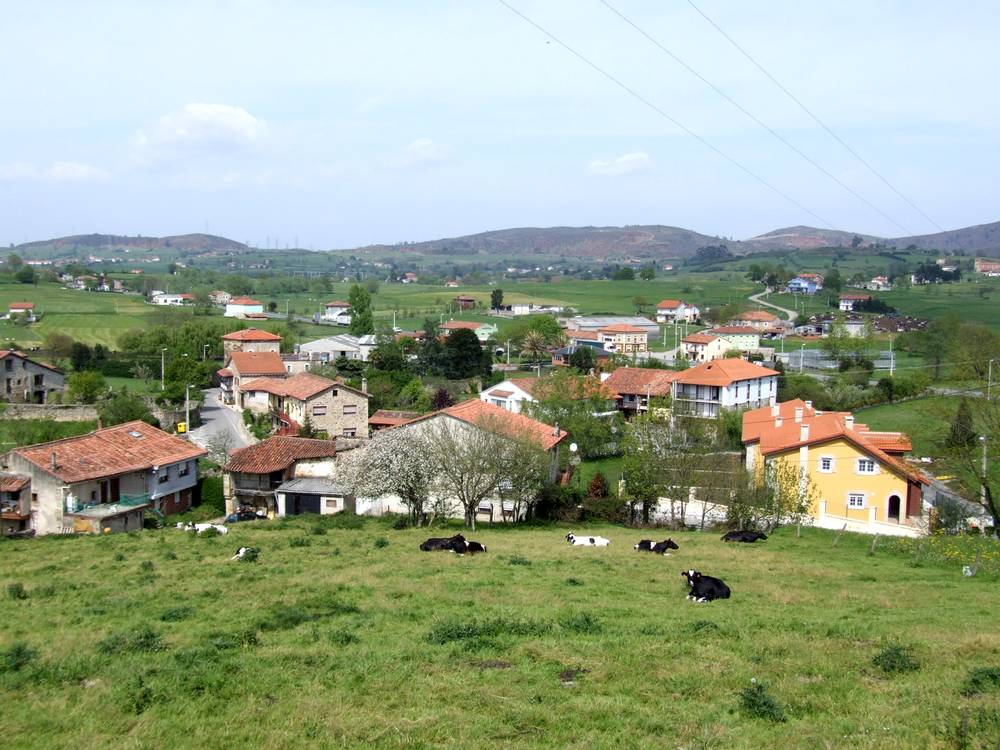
989, 359, 995, 400
799, 343, 805, 373
185, 385, 193, 432
889, 336, 895, 377
160, 348, 167, 391
506, 339, 511, 366
981, 435, 988, 508
202, 344, 209, 361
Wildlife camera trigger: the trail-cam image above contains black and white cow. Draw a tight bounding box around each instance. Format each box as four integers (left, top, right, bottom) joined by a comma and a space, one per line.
634, 539, 655, 551
721, 530, 768, 543
230, 546, 255, 561
566, 532, 610, 547
681, 569, 731, 602
464, 541, 488, 554
652, 539, 680, 554
420, 534, 466, 552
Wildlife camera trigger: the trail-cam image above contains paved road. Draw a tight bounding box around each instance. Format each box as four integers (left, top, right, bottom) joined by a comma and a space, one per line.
748, 290, 796, 321
188, 388, 248, 454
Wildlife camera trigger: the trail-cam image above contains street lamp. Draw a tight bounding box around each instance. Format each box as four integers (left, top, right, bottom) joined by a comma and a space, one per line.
988, 359, 995, 400
203, 344, 210, 361
160, 348, 168, 391
799, 343, 806, 373
185, 384, 194, 433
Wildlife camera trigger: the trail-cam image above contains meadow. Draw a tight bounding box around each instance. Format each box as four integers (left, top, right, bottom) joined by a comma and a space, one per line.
1, 520, 997, 749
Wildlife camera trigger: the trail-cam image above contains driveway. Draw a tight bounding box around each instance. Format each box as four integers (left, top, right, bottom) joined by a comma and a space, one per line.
748, 290, 796, 321
188, 387, 248, 454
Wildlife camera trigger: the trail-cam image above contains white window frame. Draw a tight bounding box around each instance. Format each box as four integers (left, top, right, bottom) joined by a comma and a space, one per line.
818, 455, 835, 473
856, 458, 877, 475
847, 492, 866, 510
312, 404, 327, 417
343, 404, 358, 416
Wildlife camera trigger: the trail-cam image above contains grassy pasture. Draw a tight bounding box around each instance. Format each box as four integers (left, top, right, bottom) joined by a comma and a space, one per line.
1, 521, 997, 749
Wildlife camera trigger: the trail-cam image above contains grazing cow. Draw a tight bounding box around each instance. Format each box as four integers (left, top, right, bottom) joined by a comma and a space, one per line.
681, 569, 731, 602
566, 532, 610, 547
230, 546, 255, 561
652, 539, 680, 554
465, 541, 488, 554
722, 530, 768, 543
420, 534, 466, 552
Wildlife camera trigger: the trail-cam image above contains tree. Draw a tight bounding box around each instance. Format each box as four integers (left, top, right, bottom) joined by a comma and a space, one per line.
639, 265, 655, 281
67, 371, 107, 404
851, 234, 863, 249
587, 471, 609, 500
43, 332, 74, 360
442, 328, 484, 379
728, 460, 816, 533
568, 346, 596, 374
946, 398, 977, 450
363, 278, 380, 295
97, 389, 155, 427
944, 399, 999, 536
6, 253, 23, 271
131, 363, 154, 385
417, 319, 443, 375
348, 284, 374, 335
14, 266, 36, 284
298, 415, 317, 438
431, 387, 454, 410
919, 316, 956, 380
69, 342, 93, 372
611, 267, 635, 281
525, 370, 623, 459
205, 431, 235, 465
621, 414, 670, 525
520, 330, 549, 376
490, 288, 504, 310
824, 269, 843, 293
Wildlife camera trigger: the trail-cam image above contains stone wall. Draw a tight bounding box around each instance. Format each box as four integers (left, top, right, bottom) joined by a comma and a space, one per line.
0, 403, 98, 422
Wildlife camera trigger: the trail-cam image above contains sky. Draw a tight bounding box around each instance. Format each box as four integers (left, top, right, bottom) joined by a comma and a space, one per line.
1, 0, 998, 249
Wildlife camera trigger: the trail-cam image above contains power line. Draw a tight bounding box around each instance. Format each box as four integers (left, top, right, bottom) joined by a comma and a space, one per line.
496, 0, 837, 230
684, 0, 945, 234
599, 0, 915, 236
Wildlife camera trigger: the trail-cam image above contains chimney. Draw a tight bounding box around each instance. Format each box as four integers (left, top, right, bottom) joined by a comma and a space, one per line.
553, 421, 561, 437
775, 416, 783, 428
804, 400, 813, 410
800, 423, 810, 442
770, 404, 779, 416
845, 415, 855, 431
361, 378, 368, 394
50, 451, 57, 470
794, 406, 803, 423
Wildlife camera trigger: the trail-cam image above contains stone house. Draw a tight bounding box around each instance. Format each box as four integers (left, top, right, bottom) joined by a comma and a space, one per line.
222, 328, 282, 356
239, 372, 369, 438
0, 350, 65, 403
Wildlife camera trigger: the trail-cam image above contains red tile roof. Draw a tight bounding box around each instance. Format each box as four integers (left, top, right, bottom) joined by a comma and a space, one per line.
0, 474, 30, 492
324, 300, 350, 307
682, 333, 718, 345
216, 368, 233, 378
229, 297, 262, 305
222, 328, 282, 342
240, 372, 340, 401
600, 324, 647, 334
711, 326, 759, 335
223, 436, 338, 474
369, 409, 422, 427
398, 399, 567, 451
228, 351, 286, 377
567, 330, 600, 341
440, 320, 483, 331
13, 421, 206, 484
656, 299, 683, 309
675, 359, 779, 386
741, 400, 925, 484
487, 389, 514, 398
8, 302, 34, 310
602, 367, 679, 396
840, 294, 872, 301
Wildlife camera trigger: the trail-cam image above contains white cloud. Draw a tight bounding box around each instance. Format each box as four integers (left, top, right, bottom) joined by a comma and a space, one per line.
588, 151, 653, 177
0, 160, 110, 182
388, 138, 454, 169
133, 103, 264, 162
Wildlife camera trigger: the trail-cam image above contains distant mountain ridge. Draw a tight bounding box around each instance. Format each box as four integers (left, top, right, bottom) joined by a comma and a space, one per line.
15, 219, 1000, 261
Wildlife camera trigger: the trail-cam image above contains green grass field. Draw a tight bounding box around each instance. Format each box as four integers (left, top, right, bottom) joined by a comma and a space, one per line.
1, 520, 997, 749
858, 395, 967, 457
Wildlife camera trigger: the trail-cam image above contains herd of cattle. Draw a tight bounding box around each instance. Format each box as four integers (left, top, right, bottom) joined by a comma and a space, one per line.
417, 528, 769, 603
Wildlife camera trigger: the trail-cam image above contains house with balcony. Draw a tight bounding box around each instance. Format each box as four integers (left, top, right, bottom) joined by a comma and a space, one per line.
2, 420, 206, 535
222, 436, 342, 516
239, 372, 369, 439
601, 367, 679, 415
0, 474, 32, 536
681, 332, 728, 362
709, 326, 760, 353
742, 399, 928, 537
219, 351, 287, 406
0, 350, 65, 403
672, 359, 779, 418
599, 324, 648, 354
785, 276, 819, 295
321, 300, 352, 325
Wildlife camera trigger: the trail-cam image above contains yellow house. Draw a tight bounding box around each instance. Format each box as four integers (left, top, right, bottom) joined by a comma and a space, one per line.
742, 399, 928, 537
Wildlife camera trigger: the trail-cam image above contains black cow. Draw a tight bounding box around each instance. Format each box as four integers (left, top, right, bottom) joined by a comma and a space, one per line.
682, 569, 731, 602
465, 541, 488, 554
722, 530, 768, 543
420, 534, 466, 552
652, 539, 679, 554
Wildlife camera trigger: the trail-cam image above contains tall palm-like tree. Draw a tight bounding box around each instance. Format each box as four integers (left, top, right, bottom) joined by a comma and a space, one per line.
520, 330, 549, 376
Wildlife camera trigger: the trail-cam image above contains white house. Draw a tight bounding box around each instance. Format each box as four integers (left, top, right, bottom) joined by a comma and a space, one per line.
298, 334, 377, 363
479, 378, 542, 413
225, 297, 265, 318
709, 326, 760, 352
7, 302, 35, 321
655, 299, 700, 324
680, 333, 728, 363
321, 300, 352, 325
672, 359, 779, 418
839, 294, 871, 312
152, 293, 194, 306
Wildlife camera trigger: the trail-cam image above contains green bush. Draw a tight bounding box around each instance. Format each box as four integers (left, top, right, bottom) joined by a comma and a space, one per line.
1, 642, 37, 673
962, 666, 1000, 695
289, 537, 312, 548
508, 555, 531, 566
738, 680, 786, 722
872, 644, 920, 675
373, 537, 389, 549
7, 582, 28, 600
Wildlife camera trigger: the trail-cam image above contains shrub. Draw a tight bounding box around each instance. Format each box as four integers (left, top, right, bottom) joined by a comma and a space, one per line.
209, 629, 259, 650
329, 631, 358, 646
558, 611, 602, 634
98, 626, 166, 655
1, 642, 37, 673
587, 471, 609, 500
199, 527, 221, 539
565, 577, 583, 586
374, 537, 389, 549
114, 552, 126, 562
738, 680, 786, 722
160, 606, 194, 622
139, 561, 155, 573
872, 644, 920, 675
7, 582, 28, 600
962, 666, 1000, 696
508, 555, 531, 566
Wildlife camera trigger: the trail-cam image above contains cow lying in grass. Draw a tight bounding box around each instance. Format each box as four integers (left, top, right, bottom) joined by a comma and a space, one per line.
566, 533, 610, 547
420, 534, 466, 552
682, 569, 730, 602
722, 530, 768, 543
634, 539, 679, 554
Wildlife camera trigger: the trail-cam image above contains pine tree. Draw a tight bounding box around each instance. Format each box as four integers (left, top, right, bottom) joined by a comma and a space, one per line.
946, 398, 977, 450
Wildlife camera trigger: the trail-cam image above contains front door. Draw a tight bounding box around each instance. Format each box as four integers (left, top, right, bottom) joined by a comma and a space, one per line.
888, 495, 901, 522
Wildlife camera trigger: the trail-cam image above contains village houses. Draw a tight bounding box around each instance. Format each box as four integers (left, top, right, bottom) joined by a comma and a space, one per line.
239, 372, 369, 439
599, 324, 648, 354
681, 332, 728, 362
321, 300, 352, 325
601, 367, 678, 415
672, 359, 779, 418
655, 299, 700, 324
839, 293, 871, 312
225, 296, 265, 318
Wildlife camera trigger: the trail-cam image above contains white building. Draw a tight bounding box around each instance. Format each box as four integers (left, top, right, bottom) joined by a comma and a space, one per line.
655, 299, 700, 324
480, 378, 541, 413
225, 297, 265, 318
298, 334, 377, 363
321, 300, 352, 325
672, 359, 779, 418
152, 293, 194, 306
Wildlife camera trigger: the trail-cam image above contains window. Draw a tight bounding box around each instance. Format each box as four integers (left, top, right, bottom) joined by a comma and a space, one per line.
819, 456, 834, 473
324, 497, 341, 511
848, 493, 866, 509
158, 468, 169, 484
343, 404, 357, 416
342, 428, 357, 438
856, 459, 876, 475
491, 399, 506, 408
312, 404, 327, 416
178, 462, 189, 477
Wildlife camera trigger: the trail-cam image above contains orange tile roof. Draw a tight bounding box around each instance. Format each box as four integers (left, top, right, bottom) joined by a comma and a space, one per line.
602, 367, 679, 396
440, 320, 482, 330
600, 324, 647, 334
732, 310, 779, 322
675, 359, 779, 386
840, 294, 872, 301
324, 300, 350, 307
369, 409, 422, 427
217, 368, 233, 378
223, 436, 338, 474
13, 421, 206, 484
656, 299, 683, 309
741, 400, 926, 484
8, 302, 34, 309
398, 399, 567, 451
567, 330, 600, 341
222, 328, 282, 342
240, 373, 339, 401
0, 474, 30, 492
682, 333, 718, 345
487, 389, 513, 398
711, 326, 759, 335
857, 431, 912, 453
229, 297, 262, 305
228, 351, 287, 377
